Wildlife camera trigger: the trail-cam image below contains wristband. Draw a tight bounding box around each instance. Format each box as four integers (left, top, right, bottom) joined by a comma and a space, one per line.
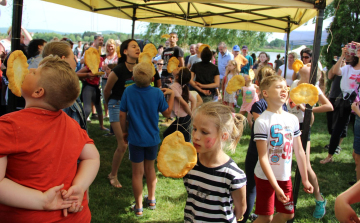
237, 216, 244, 221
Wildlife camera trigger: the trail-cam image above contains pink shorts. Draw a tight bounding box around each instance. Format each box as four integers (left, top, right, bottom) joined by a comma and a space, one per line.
254, 176, 294, 215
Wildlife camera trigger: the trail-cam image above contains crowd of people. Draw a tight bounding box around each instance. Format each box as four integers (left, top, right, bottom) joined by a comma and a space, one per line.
0, 29, 360, 223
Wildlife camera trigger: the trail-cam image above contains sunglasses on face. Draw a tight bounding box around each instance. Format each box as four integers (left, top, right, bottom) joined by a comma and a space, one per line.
157, 63, 164, 65
302, 56, 310, 59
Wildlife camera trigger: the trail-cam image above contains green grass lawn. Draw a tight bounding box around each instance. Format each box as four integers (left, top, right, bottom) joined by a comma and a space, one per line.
87, 101, 359, 222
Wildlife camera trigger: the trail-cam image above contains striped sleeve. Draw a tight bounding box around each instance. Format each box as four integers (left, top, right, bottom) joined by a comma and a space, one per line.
229, 161, 247, 191
253, 117, 268, 141
292, 114, 301, 137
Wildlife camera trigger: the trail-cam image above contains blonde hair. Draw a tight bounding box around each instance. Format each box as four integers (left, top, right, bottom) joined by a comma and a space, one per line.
259, 75, 286, 92
42, 41, 72, 58
225, 60, 240, 75
288, 52, 298, 60
106, 39, 116, 50
38, 55, 80, 110
193, 102, 246, 152
133, 62, 153, 87
257, 66, 275, 85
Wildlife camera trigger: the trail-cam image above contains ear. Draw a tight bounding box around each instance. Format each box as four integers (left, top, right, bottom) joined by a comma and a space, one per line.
61, 55, 66, 60
32, 87, 45, 98
151, 76, 155, 82
262, 89, 268, 98
221, 132, 229, 141
124, 49, 128, 55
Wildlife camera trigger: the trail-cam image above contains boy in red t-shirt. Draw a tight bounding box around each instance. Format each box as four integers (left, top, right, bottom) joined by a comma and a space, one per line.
0, 55, 100, 223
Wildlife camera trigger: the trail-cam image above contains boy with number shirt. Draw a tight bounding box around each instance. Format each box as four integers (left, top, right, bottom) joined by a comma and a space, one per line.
0, 55, 100, 222
253, 75, 313, 223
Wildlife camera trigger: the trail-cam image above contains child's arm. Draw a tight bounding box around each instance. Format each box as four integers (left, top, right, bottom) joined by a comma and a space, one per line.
0, 156, 75, 211
231, 187, 247, 221
161, 88, 175, 118
292, 136, 314, 194
62, 144, 100, 212
196, 75, 220, 89
335, 180, 360, 223
189, 93, 196, 112
313, 94, 333, 113
256, 140, 289, 203
352, 102, 360, 117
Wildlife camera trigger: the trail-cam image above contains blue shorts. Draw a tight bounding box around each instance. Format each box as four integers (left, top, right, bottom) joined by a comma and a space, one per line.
129, 144, 158, 163
108, 99, 120, 123
354, 116, 360, 155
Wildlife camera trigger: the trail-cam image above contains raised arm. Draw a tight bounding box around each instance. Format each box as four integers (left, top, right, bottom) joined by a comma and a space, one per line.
332, 47, 347, 77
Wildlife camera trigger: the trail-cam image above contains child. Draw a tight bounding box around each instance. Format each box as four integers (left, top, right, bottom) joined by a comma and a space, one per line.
184, 102, 247, 223
253, 75, 313, 223
335, 174, 360, 222
222, 60, 240, 108
240, 74, 259, 128
0, 55, 100, 222
120, 62, 175, 217
163, 67, 196, 142
287, 64, 333, 218
253, 52, 271, 82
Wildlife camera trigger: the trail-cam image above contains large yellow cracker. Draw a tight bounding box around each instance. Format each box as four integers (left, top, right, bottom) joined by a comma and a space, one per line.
226, 75, 245, 94
292, 59, 304, 73
234, 54, 248, 70
199, 44, 210, 53
161, 34, 170, 39
290, 83, 319, 106
143, 43, 157, 58
249, 69, 255, 80
139, 52, 152, 64
116, 45, 121, 58
84, 47, 100, 74
7, 50, 29, 97
167, 57, 179, 74
157, 131, 197, 178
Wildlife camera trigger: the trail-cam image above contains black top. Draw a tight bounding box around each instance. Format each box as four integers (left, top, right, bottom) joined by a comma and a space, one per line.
329, 75, 342, 99
162, 46, 184, 71
191, 61, 220, 96
247, 99, 289, 156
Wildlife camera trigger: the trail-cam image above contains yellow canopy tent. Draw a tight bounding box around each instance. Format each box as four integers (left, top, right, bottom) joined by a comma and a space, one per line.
41, 0, 333, 34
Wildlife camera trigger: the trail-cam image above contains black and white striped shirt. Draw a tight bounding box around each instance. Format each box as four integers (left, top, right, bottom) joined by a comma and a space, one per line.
183, 158, 246, 223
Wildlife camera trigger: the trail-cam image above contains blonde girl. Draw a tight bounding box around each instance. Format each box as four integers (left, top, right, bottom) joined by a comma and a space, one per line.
184, 102, 247, 222
240, 75, 259, 128
221, 60, 240, 107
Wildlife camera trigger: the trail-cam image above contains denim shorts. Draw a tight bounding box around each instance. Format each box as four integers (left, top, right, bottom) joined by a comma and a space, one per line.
108, 99, 120, 123
354, 116, 360, 155
129, 144, 158, 163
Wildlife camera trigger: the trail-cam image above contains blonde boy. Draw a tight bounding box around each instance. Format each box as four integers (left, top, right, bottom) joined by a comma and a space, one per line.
253, 75, 313, 223
0, 55, 100, 222
120, 62, 174, 216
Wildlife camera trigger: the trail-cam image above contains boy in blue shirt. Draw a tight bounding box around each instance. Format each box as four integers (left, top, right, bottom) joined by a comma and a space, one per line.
120, 62, 174, 217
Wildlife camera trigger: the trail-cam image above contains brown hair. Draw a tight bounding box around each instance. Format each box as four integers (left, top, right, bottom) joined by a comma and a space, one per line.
225, 60, 240, 75
193, 102, 246, 152
38, 55, 80, 110
257, 66, 275, 85
133, 62, 153, 87
42, 41, 72, 58
259, 75, 286, 92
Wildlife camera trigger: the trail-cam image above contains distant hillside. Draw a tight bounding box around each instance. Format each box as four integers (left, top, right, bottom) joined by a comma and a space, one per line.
0, 28, 128, 35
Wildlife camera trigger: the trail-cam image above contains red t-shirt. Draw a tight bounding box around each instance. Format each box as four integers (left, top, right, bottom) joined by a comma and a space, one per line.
0, 108, 94, 223
85, 57, 103, 86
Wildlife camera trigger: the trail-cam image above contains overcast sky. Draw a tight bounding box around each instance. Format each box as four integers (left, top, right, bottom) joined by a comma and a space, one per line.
0, 0, 332, 42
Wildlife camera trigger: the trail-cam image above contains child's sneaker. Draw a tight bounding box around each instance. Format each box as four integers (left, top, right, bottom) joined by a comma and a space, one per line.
313, 195, 326, 219
334, 146, 342, 155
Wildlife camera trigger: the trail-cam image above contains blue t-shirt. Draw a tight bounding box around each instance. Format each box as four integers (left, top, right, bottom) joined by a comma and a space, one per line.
247, 98, 288, 155
120, 84, 168, 147
241, 55, 253, 74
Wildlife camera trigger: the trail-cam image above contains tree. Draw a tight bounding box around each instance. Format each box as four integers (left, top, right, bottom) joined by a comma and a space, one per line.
268, 38, 285, 48
322, 0, 360, 92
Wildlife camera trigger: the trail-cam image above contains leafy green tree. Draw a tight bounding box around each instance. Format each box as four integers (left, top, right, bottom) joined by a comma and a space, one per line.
268, 38, 285, 48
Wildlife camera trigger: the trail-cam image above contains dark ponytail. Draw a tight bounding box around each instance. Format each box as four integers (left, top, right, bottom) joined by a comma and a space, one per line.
178, 68, 191, 103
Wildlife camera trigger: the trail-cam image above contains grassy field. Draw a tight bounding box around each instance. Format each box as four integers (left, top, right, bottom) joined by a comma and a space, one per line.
87, 101, 359, 223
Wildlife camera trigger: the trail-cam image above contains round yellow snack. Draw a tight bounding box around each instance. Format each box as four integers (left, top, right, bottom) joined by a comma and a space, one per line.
199, 44, 210, 54
139, 52, 152, 64
226, 75, 245, 94
157, 131, 197, 178
290, 83, 319, 106
249, 69, 255, 80
84, 47, 100, 74
116, 45, 121, 58
143, 43, 157, 58
292, 59, 304, 73
7, 50, 29, 97
167, 57, 179, 74
234, 54, 248, 70
161, 34, 170, 39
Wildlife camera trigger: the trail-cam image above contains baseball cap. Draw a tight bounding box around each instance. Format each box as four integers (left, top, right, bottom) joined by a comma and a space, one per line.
242, 45, 248, 50
233, 45, 240, 52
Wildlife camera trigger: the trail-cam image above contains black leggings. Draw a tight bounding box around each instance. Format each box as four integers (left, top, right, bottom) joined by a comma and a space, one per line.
163, 115, 191, 142
326, 97, 348, 137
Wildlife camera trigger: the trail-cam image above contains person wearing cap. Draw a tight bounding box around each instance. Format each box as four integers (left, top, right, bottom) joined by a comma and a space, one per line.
217, 42, 234, 85
232, 45, 248, 68
241, 45, 253, 75
152, 45, 164, 69
187, 43, 203, 70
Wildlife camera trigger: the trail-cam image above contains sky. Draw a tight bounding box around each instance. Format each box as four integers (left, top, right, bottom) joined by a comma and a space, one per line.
0, 0, 333, 42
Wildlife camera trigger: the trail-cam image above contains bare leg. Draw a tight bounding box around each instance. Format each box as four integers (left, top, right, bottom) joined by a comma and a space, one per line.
104, 103, 109, 117
92, 103, 96, 114
354, 152, 360, 181
253, 215, 272, 223
306, 141, 323, 201
144, 159, 157, 201
271, 213, 294, 223
247, 112, 253, 129
98, 114, 107, 130
339, 137, 344, 146
108, 122, 127, 188
132, 161, 144, 213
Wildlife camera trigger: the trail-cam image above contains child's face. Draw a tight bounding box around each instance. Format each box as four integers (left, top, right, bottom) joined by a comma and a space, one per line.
192, 113, 221, 154
227, 63, 235, 71
259, 53, 267, 63
63, 48, 77, 70
263, 80, 288, 104
124, 41, 140, 60
105, 66, 112, 74
21, 68, 42, 97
